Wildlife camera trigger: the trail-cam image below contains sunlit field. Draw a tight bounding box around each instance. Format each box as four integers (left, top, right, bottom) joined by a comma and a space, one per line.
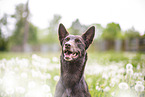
0, 51, 144, 97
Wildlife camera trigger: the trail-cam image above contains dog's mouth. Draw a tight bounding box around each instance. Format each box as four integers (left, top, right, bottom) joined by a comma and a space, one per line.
63, 50, 79, 61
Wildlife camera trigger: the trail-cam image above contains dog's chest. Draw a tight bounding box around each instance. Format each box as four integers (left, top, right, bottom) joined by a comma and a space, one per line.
62, 64, 82, 88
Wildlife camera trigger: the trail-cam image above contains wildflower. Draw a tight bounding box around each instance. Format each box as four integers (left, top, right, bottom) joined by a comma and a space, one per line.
136, 81, 143, 85
126, 69, 133, 75
5, 87, 14, 95
16, 86, 25, 94
102, 73, 109, 79
119, 82, 128, 90
42, 84, 50, 92
137, 64, 140, 70
21, 72, 28, 79
52, 57, 58, 62
111, 92, 115, 96
28, 81, 36, 89
135, 84, 144, 92
53, 75, 60, 81
46, 93, 53, 97
96, 86, 101, 91
126, 63, 133, 70
46, 73, 51, 79
104, 86, 110, 92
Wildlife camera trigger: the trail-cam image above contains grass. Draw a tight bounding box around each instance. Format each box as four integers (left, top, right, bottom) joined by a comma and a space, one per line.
0, 51, 144, 97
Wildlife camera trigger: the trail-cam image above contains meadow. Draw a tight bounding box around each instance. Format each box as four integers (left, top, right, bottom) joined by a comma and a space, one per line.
0, 51, 144, 97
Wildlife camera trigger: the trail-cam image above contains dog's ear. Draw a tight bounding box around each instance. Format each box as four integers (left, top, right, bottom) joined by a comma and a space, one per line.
82, 26, 95, 49
58, 23, 69, 45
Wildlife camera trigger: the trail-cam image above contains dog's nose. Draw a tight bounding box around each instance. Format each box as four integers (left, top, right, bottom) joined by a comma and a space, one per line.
65, 43, 71, 48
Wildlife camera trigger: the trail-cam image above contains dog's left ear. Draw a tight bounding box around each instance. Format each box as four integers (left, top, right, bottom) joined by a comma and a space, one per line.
58, 23, 69, 45
82, 26, 95, 49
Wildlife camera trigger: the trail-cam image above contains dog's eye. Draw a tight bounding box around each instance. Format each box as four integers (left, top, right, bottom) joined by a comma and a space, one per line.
65, 37, 70, 41
75, 38, 81, 43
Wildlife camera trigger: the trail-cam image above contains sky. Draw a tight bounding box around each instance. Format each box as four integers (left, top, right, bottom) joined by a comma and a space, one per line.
0, 0, 145, 35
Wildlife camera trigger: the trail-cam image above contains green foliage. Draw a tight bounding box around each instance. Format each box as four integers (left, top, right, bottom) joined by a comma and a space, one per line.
125, 27, 140, 39
39, 14, 61, 44
0, 31, 9, 51
10, 3, 38, 45
0, 52, 144, 97
28, 23, 38, 44
69, 19, 88, 35
0, 14, 9, 51
101, 22, 122, 40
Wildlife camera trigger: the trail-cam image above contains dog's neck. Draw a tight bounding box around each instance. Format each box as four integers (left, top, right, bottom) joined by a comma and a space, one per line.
60, 52, 87, 88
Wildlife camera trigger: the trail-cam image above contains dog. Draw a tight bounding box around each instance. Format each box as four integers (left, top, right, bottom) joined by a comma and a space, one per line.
54, 23, 95, 97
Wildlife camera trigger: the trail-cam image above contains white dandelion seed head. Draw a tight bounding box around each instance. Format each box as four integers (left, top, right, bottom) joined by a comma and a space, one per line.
52, 57, 58, 62
111, 92, 115, 96
46, 73, 51, 79
96, 86, 101, 91
126, 63, 133, 70
46, 93, 53, 97
136, 81, 143, 85
15, 86, 25, 94
119, 82, 128, 90
103, 86, 110, 92
42, 84, 51, 92
53, 75, 60, 81
126, 69, 133, 75
102, 73, 109, 79
21, 72, 28, 79
28, 81, 36, 89
135, 84, 144, 92
5, 87, 14, 95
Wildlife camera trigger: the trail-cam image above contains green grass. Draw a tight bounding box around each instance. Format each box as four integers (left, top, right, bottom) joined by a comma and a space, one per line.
0, 51, 144, 97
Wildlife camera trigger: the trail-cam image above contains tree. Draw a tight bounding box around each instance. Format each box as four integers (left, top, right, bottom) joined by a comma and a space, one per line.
47, 14, 62, 44
0, 14, 9, 51
11, 1, 38, 49
69, 19, 88, 35
101, 22, 122, 40
92, 24, 104, 39
125, 27, 140, 39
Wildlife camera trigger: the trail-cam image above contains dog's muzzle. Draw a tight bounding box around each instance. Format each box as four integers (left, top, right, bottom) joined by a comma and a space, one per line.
63, 43, 79, 61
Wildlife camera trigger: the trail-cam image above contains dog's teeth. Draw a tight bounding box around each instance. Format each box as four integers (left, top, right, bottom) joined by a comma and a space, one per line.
73, 53, 76, 56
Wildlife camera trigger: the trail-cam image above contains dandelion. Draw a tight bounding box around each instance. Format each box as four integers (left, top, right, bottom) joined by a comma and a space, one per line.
16, 86, 25, 94
0, 79, 2, 84
28, 81, 36, 89
53, 75, 60, 81
102, 73, 109, 79
137, 64, 140, 70
111, 92, 115, 96
103, 86, 110, 92
21, 72, 28, 79
126, 63, 133, 70
135, 84, 144, 92
5, 87, 14, 95
46, 93, 53, 97
119, 82, 128, 90
126, 69, 133, 75
96, 86, 101, 91
52, 57, 58, 62
42, 84, 50, 92
46, 73, 51, 79
136, 81, 143, 85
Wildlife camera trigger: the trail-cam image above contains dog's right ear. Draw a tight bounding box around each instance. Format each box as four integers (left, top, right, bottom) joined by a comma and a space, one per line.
58, 23, 69, 45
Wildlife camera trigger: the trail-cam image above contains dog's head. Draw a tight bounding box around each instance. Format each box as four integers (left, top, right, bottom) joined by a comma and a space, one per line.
58, 23, 95, 61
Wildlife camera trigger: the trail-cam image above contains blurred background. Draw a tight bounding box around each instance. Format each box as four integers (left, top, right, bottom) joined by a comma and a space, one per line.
0, 0, 145, 97
0, 0, 145, 53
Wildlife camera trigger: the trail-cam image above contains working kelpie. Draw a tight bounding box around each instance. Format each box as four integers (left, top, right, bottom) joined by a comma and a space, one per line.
54, 23, 95, 97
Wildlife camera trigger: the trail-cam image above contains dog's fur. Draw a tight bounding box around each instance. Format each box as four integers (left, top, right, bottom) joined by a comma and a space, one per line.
54, 24, 95, 97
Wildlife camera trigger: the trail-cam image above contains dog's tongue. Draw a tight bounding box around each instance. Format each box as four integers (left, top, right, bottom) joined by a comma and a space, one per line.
65, 53, 72, 57
64, 51, 72, 58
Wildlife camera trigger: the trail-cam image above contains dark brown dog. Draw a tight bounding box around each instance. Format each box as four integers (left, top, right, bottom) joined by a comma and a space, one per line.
54, 23, 95, 97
